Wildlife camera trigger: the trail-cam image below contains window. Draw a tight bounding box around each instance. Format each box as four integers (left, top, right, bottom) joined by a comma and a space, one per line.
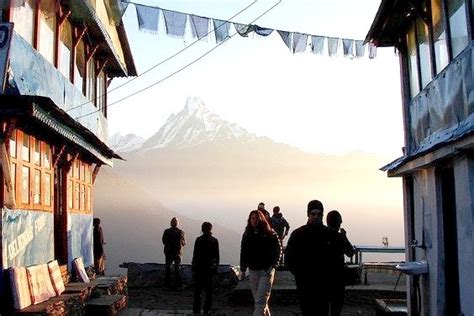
96, 70, 107, 116
405, 0, 471, 99
447, 0, 468, 58
417, 18, 433, 88
59, 20, 72, 80
21, 166, 30, 204
431, 0, 449, 74
407, 25, 420, 97
74, 39, 85, 95
38, 0, 56, 65
67, 159, 93, 213
86, 57, 96, 103
9, 129, 54, 211
11, 0, 35, 45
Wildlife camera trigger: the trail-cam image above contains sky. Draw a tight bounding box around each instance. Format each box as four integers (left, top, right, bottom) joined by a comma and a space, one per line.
108, 0, 404, 157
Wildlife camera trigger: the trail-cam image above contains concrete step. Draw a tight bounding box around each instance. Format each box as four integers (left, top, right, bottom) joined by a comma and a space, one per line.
230, 271, 406, 305
119, 308, 229, 316
86, 295, 127, 316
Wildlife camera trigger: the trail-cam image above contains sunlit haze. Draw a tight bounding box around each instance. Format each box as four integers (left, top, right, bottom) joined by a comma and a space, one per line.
96, 0, 406, 271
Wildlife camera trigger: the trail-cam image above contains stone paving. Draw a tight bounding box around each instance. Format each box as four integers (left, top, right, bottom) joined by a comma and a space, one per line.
119, 270, 406, 315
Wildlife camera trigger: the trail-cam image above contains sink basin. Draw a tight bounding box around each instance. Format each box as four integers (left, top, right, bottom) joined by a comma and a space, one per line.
396, 260, 429, 275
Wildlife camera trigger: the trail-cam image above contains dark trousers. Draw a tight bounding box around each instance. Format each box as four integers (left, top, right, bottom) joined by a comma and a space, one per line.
165, 255, 182, 288
296, 279, 329, 315
328, 283, 345, 316
193, 272, 214, 313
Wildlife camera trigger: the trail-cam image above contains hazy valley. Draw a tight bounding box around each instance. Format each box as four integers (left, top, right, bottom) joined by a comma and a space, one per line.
94, 97, 404, 273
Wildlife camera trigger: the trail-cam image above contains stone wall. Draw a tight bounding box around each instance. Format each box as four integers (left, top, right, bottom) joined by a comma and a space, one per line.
120, 262, 240, 289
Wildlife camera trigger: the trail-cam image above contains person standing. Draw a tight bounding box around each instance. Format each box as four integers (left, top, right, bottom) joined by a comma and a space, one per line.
257, 202, 272, 228
326, 210, 355, 316
162, 217, 186, 289
286, 199, 336, 315
240, 210, 281, 316
271, 206, 290, 242
192, 222, 220, 315
93, 218, 106, 276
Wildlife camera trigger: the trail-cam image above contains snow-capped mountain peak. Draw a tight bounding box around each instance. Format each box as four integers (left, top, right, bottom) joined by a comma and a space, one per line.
109, 133, 145, 153
141, 97, 256, 150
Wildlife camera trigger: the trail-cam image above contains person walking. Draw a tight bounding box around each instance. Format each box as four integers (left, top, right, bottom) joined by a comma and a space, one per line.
240, 210, 281, 316
162, 217, 186, 289
93, 218, 106, 276
326, 210, 355, 316
286, 199, 337, 315
192, 222, 220, 315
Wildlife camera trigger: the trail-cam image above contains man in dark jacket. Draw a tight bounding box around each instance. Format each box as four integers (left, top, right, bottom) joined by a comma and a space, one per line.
326, 210, 355, 316
192, 222, 220, 314
286, 199, 338, 315
162, 217, 186, 289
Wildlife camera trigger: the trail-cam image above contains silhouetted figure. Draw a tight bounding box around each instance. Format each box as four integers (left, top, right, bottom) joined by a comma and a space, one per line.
240, 210, 281, 316
326, 210, 355, 316
286, 200, 336, 315
192, 222, 220, 315
271, 206, 290, 241
93, 218, 105, 276
257, 202, 272, 228
162, 217, 186, 289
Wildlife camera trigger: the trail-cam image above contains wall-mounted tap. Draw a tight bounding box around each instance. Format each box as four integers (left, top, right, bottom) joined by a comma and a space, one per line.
411, 239, 426, 249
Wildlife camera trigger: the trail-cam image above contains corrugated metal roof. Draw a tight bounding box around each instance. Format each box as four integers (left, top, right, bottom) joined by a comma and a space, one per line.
365, 0, 413, 47
0, 95, 122, 166
66, 0, 136, 77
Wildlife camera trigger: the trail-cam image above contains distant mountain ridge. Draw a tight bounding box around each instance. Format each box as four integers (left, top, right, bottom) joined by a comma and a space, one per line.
109, 133, 145, 153
110, 97, 260, 153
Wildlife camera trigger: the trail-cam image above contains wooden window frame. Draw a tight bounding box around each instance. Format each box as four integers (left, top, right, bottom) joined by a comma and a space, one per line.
9, 129, 54, 212
67, 158, 93, 214
405, 0, 473, 99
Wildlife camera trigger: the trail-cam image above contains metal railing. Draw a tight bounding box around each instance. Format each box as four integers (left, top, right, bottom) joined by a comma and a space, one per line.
353, 246, 405, 265
352, 246, 406, 285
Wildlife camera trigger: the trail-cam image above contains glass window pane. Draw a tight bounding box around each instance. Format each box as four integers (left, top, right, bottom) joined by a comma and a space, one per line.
11, 0, 35, 45
9, 132, 17, 158
59, 20, 72, 80
34, 170, 41, 205
74, 182, 80, 209
431, 0, 449, 73
96, 71, 106, 111
85, 165, 91, 184
87, 58, 96, 103
407, 25, 420, 97
22, 133, 30, 162
38, 0, 56, 64
45, 173, 52, 206
81, 164, 85, 181
44, 144, 51, 169
86, 187, 91, 212
34, 139, 41, 165
21, 166, 30, 204
68, 180, 73, 209
448, 0, 468, 58
417, 19, 433, 89
11, 163, 16, 201
80, 184, 85, 211
74, 161, 79, 179
75, 40, 85, 94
